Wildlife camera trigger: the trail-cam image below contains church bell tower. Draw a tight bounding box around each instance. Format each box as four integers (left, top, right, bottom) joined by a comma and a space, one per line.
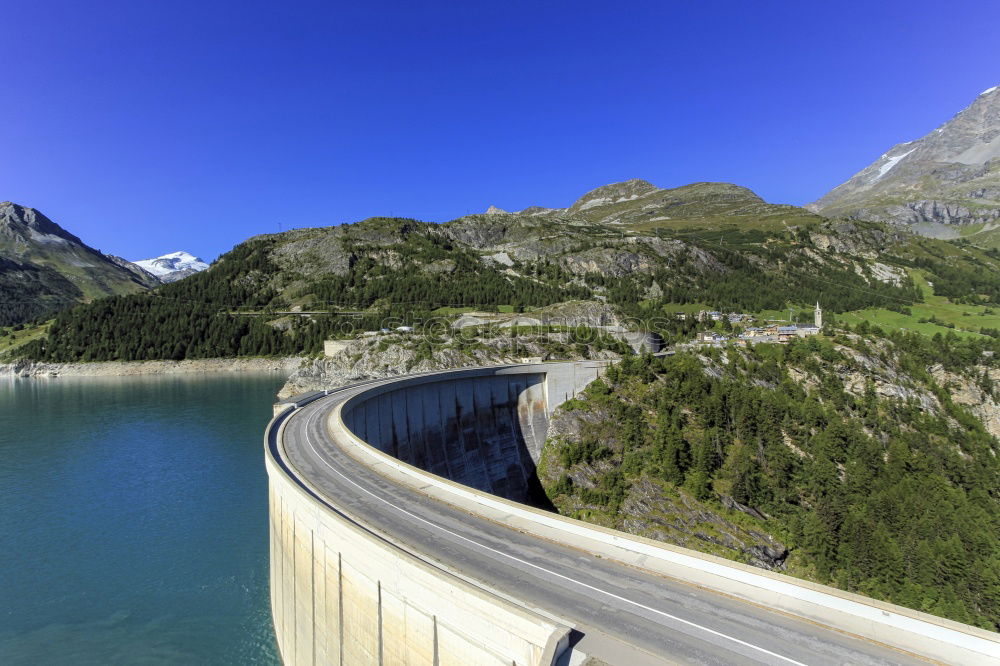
815, 302, 823, 329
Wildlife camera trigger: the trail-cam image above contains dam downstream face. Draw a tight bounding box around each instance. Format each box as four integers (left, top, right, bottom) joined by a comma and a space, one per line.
341, 372, 555, 505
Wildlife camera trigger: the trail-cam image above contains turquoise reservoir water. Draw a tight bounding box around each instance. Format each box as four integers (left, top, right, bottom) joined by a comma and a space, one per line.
0, 373, 285, 665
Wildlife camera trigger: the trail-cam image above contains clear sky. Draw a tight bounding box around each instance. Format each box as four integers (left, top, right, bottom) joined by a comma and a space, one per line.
3, 0, 999, 261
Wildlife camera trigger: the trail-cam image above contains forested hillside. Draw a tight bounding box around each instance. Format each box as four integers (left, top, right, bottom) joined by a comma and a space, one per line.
14, 227, 590, 361
11, 179, 1000, 362
539, 331, 1000, 629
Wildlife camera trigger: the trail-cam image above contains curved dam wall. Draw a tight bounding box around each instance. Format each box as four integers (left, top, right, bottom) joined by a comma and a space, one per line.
267, 363, 604, 666
270, 363, 1000, 665
339, 366, 598, 504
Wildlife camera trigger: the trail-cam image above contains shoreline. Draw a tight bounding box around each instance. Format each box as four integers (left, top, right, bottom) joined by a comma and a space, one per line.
0, 356, 304, 379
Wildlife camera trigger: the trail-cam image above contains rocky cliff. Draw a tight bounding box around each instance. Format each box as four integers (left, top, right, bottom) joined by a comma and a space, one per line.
1, 356, 301, 378
278, 327, 631, 398
226, 178, 912, 318
542, 401, 791, 570
520, 179, 804, 228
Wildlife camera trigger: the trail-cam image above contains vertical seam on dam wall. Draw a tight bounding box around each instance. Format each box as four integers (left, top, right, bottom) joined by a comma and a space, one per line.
376, 581, 383, 666
432, 614, 439, 666
337, 552, 344, 666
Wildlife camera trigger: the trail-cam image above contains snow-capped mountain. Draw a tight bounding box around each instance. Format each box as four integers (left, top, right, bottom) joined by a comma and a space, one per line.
132, 251, 209, 283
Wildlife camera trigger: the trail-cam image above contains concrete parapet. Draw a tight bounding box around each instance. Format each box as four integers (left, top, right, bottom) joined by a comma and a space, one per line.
273, 390, 326, 417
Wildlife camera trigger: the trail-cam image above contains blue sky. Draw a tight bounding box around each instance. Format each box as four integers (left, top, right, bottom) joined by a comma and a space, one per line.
3, 0, 998, 261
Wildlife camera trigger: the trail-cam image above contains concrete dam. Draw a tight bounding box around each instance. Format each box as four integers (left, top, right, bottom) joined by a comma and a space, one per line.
340, 367, 582, 505
266, 362, 1000, 666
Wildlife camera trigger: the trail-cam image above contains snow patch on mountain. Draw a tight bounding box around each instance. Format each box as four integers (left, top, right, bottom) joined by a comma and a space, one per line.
875, 148, 915, 181
980, 85, 997, 96
133, 251, 209, 282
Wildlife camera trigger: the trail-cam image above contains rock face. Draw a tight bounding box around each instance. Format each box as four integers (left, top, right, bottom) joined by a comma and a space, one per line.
931, 363, 1000, 439
107, 254, 159, 282
231, 179, 834, 315
0, 202, 157, 325
568, 178, 660, 213
811, 85, 1000, 240
0, 356, 301, 378
278, 329, 627, 399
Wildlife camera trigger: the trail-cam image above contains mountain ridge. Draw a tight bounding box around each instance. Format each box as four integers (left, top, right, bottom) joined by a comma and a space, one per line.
17, 175, 996, 363
0, 202, 157, 326
513, 179, 793, 228
810, 85, 1000, 244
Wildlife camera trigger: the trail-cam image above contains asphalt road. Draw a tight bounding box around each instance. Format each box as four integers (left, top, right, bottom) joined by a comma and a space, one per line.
272, 379, 926, 666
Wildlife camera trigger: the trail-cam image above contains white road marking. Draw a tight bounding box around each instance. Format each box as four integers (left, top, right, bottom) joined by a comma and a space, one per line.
291, 399, 809, 666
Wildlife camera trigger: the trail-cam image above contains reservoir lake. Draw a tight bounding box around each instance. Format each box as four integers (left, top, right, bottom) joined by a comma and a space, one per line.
0, 372, 286, 665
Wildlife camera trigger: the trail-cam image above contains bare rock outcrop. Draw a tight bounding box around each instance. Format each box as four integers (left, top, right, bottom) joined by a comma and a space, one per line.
931, 364, 1000, 439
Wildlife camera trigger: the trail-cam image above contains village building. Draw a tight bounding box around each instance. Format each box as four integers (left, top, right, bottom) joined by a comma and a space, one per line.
701, 303, 823, 347
696, 331, 728, 345
795, 324, 820, 337
777, 325, 799, 342
738, 333, 779, 345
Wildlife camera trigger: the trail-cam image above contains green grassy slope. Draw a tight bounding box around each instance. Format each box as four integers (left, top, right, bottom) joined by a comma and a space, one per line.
839, 270, 1000, 338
